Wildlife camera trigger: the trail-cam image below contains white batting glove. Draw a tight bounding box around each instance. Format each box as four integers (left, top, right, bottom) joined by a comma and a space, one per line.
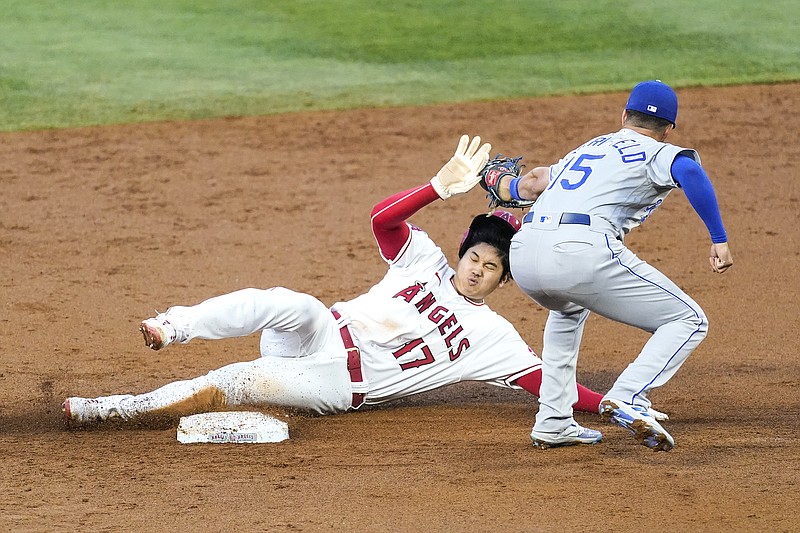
430, 134, 492, 200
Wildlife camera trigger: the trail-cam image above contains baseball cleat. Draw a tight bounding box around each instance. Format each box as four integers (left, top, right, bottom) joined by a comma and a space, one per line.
140, 316, 177, 351
530, 423, 603, 449
600, 399, 675, 452
63, 396, 103, 427
62, 398, 73, 426
62, 395, 132, 427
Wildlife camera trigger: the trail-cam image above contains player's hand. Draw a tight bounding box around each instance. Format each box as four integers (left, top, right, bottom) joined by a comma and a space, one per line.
709, 242, 733, 273
430, 134, 492, 199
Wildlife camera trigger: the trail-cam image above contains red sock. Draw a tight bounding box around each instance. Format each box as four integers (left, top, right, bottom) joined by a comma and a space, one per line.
515, 370, 603, 414
573, 383, 603, 414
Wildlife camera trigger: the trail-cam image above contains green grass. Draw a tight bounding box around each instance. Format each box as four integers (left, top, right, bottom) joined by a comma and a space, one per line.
1, 0, 799, 131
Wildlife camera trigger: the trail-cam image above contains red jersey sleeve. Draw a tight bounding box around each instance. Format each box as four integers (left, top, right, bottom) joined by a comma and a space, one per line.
370, 183, 442, 262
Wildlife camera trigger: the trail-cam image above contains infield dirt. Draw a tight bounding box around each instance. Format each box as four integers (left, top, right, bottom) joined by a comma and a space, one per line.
1, 83, 798, 532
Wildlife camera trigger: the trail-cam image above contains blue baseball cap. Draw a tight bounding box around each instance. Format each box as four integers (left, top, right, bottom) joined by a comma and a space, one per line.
625, 80, 678, 126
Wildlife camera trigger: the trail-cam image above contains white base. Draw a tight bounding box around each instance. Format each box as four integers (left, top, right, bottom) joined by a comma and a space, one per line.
177, 411, 289, 444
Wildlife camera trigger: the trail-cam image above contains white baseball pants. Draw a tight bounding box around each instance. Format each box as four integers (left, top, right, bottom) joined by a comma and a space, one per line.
116, 288, 354, 419
510, 220, 707, 436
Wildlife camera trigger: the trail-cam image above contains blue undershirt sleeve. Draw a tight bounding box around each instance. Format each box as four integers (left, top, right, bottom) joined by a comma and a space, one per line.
671, 153, 728, 243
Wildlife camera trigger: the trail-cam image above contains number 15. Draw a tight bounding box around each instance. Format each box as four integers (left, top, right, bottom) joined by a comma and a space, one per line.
559, 153, 605, 190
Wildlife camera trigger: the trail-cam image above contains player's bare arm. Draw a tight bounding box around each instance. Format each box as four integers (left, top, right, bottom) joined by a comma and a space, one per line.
517, 167, 550, 200
492, 166, 549, 203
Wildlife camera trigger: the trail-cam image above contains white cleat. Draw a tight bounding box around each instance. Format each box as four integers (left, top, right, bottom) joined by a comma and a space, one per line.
62, 395, 132, 427
600, 399, 675, 452
140, 315, 177, 351
530, 422, 603, 449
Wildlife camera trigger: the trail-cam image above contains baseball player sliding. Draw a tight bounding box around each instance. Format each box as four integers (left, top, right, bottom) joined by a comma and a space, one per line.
486, 80, 733, 451
64, 135, 648, 430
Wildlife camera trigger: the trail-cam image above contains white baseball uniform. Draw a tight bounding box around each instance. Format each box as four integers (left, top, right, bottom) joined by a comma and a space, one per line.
510, 128, 708, 436
106, 184, 542, 421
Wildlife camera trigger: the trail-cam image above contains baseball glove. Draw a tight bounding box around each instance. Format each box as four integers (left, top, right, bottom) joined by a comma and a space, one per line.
479, 155, 535, 209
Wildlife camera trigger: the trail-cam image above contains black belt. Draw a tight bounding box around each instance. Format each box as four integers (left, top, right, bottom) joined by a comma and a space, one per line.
522, 212, 590, 226
330, 308, 365, 409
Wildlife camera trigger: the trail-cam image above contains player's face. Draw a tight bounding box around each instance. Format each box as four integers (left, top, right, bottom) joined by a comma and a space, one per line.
453, 243, 508, 302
